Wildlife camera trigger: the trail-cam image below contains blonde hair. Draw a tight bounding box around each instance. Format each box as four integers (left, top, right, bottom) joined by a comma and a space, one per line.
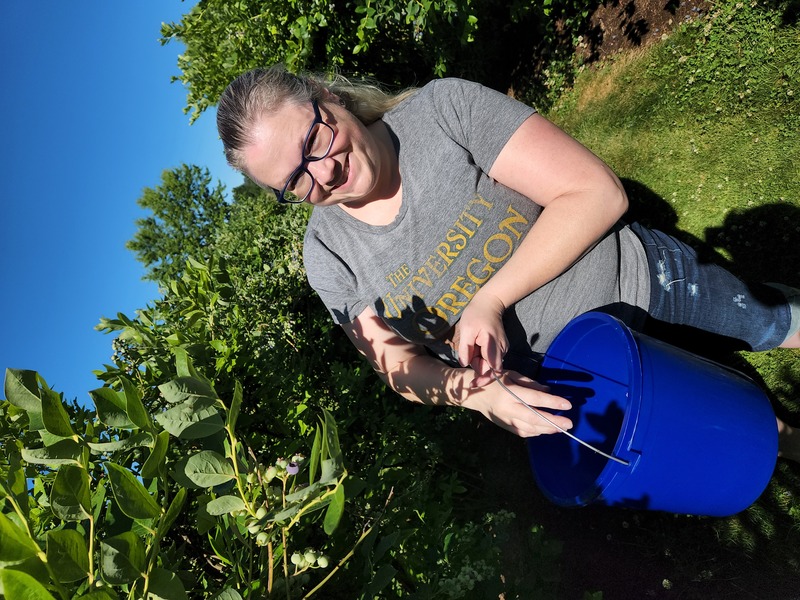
217, 65, 417, 172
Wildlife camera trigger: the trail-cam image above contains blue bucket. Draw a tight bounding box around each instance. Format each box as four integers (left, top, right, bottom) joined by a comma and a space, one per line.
527, 312, 778, 517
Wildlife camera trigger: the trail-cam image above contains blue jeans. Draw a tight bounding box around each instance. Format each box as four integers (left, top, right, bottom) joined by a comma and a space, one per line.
630, 223, 792, 352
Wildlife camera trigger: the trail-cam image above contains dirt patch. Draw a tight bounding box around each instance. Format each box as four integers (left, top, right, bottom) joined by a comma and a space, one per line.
581, 0, 712, 63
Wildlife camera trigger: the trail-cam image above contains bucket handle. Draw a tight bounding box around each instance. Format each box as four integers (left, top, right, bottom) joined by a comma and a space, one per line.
493, 373, 631, 466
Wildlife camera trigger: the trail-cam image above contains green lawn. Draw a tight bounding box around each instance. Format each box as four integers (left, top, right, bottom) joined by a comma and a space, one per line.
530, 2, 800, 596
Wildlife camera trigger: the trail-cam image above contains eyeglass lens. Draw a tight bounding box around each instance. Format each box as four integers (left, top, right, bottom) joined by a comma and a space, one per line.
281, 121, 335, 203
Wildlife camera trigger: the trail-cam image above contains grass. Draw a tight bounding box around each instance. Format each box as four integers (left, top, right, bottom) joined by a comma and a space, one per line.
518, 1, 800, 596
547, 0, 799, 402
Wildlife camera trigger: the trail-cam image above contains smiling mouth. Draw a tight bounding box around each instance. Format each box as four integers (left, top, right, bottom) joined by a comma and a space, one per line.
335, 156, 350, 190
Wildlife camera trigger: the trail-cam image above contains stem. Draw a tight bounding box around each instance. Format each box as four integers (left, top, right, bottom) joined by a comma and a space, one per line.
282, 527, 290, 600
87, 515, 96, 586
267, 542, 275, 593
227, 426, 254, 515
284, 472, 348, 531
301, 522, 376, 600
303, 487, 395, 600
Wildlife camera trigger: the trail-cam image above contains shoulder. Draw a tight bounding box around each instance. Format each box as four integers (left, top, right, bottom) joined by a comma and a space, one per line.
398, 78, 510, 108
392, 78, 535, 128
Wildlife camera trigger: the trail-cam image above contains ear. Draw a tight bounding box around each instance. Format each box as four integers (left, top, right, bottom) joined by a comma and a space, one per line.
322, 88, 346, 106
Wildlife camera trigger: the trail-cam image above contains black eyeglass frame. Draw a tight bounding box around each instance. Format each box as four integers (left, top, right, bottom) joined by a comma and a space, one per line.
273, 99, 336, 204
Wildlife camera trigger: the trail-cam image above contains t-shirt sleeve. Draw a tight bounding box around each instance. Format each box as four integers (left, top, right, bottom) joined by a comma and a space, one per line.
428, 78, 536, 174
302, 219, 366, 324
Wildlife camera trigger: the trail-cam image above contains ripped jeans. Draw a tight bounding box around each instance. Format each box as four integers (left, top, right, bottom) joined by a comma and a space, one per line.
630, 223, 792, 351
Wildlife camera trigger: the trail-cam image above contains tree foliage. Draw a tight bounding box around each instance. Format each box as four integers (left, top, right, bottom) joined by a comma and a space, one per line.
127, 165, 230, 283
160, 0, 484, 122
159, 0, 608, 123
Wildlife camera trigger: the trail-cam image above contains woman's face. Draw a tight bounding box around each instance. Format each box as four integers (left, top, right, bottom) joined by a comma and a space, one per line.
242, 96, 391, 207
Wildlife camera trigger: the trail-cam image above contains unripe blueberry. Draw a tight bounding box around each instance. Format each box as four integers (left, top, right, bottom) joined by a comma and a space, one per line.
256, 532, 269, 546
255, 506, 268, 520
316, 555, 329, 569
290, 553, 303, 566
265, 466, 278, 482
304, 550, 317, 564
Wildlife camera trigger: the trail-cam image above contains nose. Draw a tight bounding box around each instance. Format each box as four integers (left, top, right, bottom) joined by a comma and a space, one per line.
306, 155, 339, 191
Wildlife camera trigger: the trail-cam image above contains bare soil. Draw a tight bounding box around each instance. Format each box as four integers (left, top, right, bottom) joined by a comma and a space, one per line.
579, 0, 712, 62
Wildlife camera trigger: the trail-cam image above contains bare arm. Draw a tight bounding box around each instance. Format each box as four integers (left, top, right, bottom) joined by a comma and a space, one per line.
341, 306, 573, 437
457, 113, 628, 379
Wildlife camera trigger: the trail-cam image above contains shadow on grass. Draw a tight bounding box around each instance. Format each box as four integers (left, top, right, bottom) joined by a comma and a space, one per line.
459, 179, 800, 598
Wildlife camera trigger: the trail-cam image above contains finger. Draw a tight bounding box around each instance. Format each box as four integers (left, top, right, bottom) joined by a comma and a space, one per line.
505, 371, 551, 393
477, 330, 507, 373
493, 412, 573, 438
468, 355, 494, 388
524, 415, 574, 437
496, 377, 569, 411
456, 335, 476, 368
512, 405, 574, 437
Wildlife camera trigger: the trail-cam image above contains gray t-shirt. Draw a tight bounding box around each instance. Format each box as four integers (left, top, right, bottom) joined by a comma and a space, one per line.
304, 78, 650, 370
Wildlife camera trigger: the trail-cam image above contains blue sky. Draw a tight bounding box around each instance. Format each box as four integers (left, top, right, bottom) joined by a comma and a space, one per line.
1, 2, 243, 404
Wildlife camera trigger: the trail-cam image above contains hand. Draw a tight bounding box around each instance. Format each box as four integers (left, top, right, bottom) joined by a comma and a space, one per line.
463, 370, 573, 437
454, 292, 508, 387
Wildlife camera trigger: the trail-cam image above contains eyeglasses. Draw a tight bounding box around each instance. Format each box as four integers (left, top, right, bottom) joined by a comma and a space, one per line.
274, 99, 336, 204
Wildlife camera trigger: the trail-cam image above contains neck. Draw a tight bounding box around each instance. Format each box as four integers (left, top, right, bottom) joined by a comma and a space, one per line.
339, 120, 402, 225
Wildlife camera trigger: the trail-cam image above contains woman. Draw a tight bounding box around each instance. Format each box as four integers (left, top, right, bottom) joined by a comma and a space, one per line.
216, 65, 800, 457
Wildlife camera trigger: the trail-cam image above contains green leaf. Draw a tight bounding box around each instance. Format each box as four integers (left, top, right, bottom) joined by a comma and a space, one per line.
0, 512, 40, 563
319, 458, 342, 485
91, 481, 107, 523
323, 484, 345, 535
373, 530, 401, 564
322, 409, 342, 464
90, 387, 135, 429
227, 380, 242, 431
87, 432, 154, 454
183, 451, 235, 488
0, 569, 56, 600
77, 591, 118, 600
22, 439, 83, 466
46, 529, 89, 582
365, 563, 398, 597
50, 464, 91, 521
141, 431, 170, 479
120, 376, 152, 430
160, 488, 187, 539
100, 531, 145, 585
173, 347, 209, 382
146, 568, 188, 600
285, 482, 322, 503
5, 442, 27, 501
2, 555, 49, 584
206, 495, 246, 516
209, 589, 244, 600
158, 376, 216, 405
155, 398, 224, 439
309, 426, 321, 485
194, 495, 217, 536
4, 368, 45, 430
41, 388, 75, 437
270, 503, 302, 523
104, 462, 162, 520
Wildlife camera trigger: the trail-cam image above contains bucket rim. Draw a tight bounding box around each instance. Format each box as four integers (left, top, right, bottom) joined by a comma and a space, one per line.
531, 311, 645, 505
